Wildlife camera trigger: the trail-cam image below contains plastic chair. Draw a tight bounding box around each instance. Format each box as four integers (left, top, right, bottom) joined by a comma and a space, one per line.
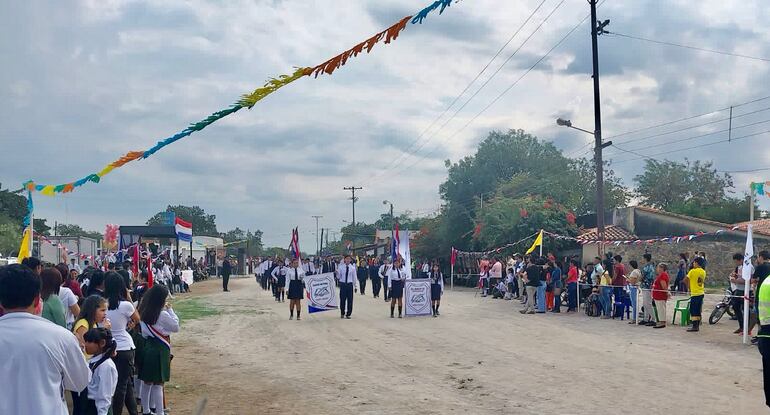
672, 297, 691, 326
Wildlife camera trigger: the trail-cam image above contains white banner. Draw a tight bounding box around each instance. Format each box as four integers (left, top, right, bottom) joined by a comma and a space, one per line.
304, 272, 338, 313
397, 229, 412, 278
404, 279, 432, 317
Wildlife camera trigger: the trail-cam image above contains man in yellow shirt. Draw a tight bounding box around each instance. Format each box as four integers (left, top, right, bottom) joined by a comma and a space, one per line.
684, 257, 706, 332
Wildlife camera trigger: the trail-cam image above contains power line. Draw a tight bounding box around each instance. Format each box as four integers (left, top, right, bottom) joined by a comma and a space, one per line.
604, 94, 770, 140
354, 0, 550, 186
360, 0, 571, 186
605, 31, 770, 63
397, 3, 596, 175
609, 128, 770, 165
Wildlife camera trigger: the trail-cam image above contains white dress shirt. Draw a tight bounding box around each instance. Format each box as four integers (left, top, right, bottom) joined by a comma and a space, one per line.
0, 313, 90, 415
271, 265, 287, 280
422, 263, 430, 273
379, 264, 391, 279
87, 354, 118, 415
387, 266, 411, 286
140, 308, 180, 338
288, 266, 306, 282
429, 271, 445, 293
337, 263, 360, 290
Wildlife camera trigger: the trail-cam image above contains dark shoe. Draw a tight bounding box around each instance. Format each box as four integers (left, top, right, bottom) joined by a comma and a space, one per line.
297, 317, 301, 321
341, 315, 345, 319
653, 324, 666, 329
628, 320, 637, 325
646, 321, 656, 326
398, 314, 402, 318
519, 310, 528, 314
527, 311, 535, 315
390, 314, 394, 318
345, 315, 351, 319
289, 315, 293, 320
436, 311, 440, 316
687, 324, 700, 332
637, 320, 648, 325
733, 328, 743, 334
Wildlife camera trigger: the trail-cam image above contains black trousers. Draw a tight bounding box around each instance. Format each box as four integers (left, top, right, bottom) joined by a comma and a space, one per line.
112, 349, 138, 415
222, 274, 230, 291
732, 290, 745, 329
358, 277, 367, 295
339, 282, 354, 317
383, 277, 390, 300
759, 336, 770, 408
371, 276, 382, 298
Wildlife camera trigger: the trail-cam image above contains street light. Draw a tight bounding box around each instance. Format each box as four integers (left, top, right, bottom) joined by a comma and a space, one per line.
556, 117, 612, 249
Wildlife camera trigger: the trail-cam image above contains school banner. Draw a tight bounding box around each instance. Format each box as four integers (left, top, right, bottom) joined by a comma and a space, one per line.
305, 272, 339, 313
404, 279, 432, 317
397, 229, 412, 278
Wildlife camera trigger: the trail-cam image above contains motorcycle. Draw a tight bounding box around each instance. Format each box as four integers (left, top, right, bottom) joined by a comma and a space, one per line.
708, 289, 736, 325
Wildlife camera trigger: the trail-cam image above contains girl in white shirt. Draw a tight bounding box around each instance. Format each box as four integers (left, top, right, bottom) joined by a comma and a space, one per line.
105, 272, 140, 415
388, 257, 411, 318
83, 327, 119, 415
137, 285, 179, 415
428, 264, 445, 317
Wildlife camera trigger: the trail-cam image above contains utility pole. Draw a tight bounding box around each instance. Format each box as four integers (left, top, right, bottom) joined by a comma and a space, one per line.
311, 215, 323, 257
343, 186, 362, 226
590, 0, 610, 249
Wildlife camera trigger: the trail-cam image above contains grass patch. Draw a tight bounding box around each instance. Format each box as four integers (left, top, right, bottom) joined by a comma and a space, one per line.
172, 297, 219, 323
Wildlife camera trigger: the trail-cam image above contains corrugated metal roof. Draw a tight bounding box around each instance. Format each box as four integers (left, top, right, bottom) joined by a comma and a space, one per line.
577, 225, 637, 241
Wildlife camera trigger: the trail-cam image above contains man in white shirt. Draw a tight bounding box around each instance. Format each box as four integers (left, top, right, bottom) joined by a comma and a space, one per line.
421, 261, 430, 278
337, 254, 359, 319
69, 258, 82, 274
0, 264, 90, 415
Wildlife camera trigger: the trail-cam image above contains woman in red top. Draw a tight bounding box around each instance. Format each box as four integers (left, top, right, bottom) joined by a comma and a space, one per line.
651, 263, 670, 328
566, 260, 579, 312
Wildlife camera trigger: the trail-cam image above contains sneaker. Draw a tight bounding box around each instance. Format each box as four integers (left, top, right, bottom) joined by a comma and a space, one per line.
733, 328, 743, 334
345, 316, 351, 319
653, 324, 666, 329
628, 321, 636, 325
519, 310, 528, 314
637, 320, 648, 325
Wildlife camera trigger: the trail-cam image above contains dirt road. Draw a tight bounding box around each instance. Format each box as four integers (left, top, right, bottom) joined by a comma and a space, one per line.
166, 277, 766, 414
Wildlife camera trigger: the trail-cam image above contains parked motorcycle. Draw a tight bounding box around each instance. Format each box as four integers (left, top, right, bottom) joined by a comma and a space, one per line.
708, 289, 736, 325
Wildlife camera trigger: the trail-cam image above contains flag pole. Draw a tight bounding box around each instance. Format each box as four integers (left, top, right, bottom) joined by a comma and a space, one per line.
450, 247, 455, 291
743, 189, 755, 345
29, 209, 34, 256
539, 229, 543, 257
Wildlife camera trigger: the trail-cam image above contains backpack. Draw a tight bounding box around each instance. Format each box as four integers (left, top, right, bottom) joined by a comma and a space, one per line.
585, 293, 600, 317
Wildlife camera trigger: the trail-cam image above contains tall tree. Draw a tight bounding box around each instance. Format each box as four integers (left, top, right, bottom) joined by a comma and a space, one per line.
147, 205, 218, 236
55, 223, 102, 240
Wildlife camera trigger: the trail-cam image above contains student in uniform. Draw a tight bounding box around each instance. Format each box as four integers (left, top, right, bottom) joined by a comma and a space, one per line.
428, 263, 444, 317
287, 258, 306, 320
357, 257, 368, 296
271, 259, 288, 302
379, 258, 392, 302
260, 258, 272, 291
73, 295, 112, 414
369, 258, 381, 299
105, 273, 140, 415
337, 255, 359, 319
83, 327, 119, 415
137, 285, 179, 415
388, 256, 411, 318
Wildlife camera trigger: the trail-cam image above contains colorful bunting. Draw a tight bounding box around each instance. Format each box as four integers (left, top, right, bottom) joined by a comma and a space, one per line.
23, 1, 458, 197
751, 181, 770, 196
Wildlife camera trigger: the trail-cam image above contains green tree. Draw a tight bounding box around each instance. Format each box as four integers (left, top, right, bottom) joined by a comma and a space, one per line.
147, 205, 218, 236
55, 223, 103, 240
33, 218, 51, 237
0, 214, 21, 256
634, 159, 754, 223
0, 184, 26, 224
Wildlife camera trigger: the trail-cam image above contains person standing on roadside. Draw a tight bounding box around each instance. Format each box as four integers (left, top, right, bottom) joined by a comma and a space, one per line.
380, 258, 392, 302
520, 257, 542, 315
684, 257, 706, 332
627, 260, 641, 324
221, 257, 232, 292
639, 254, 656, 326
369, 258, 382, 299
730, 253, 750, 335
652, 263, 670, 329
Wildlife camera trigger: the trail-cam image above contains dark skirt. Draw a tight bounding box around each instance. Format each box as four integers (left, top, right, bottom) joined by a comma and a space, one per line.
138, 336, 171, 383
431, 283, 442, 301
277, 275, 286, 288
391, 280, 405, 299
287, 280, 304, 300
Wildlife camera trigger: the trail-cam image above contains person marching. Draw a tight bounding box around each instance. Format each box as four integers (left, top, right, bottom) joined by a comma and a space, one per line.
221, 257, 232, 292
336, 255, 358, 319
287, 258, 305, 320
369, 258, 382, 299
388, 256, 411, 318
379, 258, 392, 302
271, 258, 287, 302
428, 263, 444, 317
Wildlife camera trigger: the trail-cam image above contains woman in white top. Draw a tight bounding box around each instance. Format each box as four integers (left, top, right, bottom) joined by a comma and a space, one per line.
388, 257, 411, 318
58, 285, 80, 330
105, 272, 140, 415
286, 258, 306, 320
137, 285, 179, 415
428, 263, 445, 317
271, 260, 288, 302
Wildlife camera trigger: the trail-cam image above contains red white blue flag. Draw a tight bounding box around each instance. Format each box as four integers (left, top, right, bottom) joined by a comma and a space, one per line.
391, 222, 400, 262
289, 227, 301, 260
175, 217, 193, 242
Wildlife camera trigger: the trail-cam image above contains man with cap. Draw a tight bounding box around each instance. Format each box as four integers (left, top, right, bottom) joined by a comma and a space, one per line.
336, 254, 359, 319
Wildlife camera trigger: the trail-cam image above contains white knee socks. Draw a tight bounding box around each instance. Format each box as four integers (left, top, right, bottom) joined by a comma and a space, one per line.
151, 384, 164, 412
141, 382, 152, 413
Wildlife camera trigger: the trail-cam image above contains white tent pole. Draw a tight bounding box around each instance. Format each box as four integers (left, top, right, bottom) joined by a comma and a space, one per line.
743, 191, 754, 345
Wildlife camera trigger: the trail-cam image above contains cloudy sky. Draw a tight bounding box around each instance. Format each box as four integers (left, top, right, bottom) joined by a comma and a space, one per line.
2, 0, 770, 247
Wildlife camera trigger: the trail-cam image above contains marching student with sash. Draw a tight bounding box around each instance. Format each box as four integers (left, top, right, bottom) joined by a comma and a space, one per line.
428, 263, 444, 317
271, 258, 288, 302
336, 255, 358, 319
379, 258, 392, 302
137, 285, 179, 415
287, 258, 306, 320
388, 256, 411, 318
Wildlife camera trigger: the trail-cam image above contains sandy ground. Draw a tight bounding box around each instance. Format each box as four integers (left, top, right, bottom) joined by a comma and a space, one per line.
165, 277, 767, 414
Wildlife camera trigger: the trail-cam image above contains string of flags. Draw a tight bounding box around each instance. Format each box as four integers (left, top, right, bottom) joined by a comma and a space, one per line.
21, 0, 456, 197
37, 234, 170, 262
454, 226, 747, 256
